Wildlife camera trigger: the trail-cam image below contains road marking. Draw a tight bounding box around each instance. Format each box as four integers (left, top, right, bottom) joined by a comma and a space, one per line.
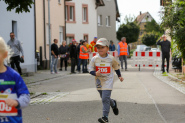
138, 74, 167, 123
30, 92, 69, 105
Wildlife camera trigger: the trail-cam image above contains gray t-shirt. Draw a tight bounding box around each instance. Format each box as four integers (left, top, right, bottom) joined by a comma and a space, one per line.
7, 38, 24, 57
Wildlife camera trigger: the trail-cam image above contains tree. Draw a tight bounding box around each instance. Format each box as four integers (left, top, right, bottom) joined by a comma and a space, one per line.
161, 0, 185, 59
141, 32, 159, 46
0, 0, 34, 13
145, 19, 163, 34
117, 22, 140, 44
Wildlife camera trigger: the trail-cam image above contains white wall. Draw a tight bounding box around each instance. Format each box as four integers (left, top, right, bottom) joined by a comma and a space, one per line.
66, 0, 97, 43
0, 1, 36, 72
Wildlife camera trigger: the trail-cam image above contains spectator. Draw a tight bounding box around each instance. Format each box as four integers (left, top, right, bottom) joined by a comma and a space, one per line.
157, 35, 171, 73
118, 37, 129, 71
89, 37, 98, 52
79, 40, 89, 73
77, 40, 83, 73
50, 39, 59, 74
7, 32, 24, 75
69, 39, 77, 74
109, 40, 116, 51
59, 41, 68, 71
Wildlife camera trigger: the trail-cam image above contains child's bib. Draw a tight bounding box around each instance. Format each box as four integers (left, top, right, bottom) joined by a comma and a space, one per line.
95, 63, 111, 74
0, 94, 18, 116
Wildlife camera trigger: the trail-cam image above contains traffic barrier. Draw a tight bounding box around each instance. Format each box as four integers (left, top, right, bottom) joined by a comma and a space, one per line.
132, 51, 163, 70
89, 51, 118, 60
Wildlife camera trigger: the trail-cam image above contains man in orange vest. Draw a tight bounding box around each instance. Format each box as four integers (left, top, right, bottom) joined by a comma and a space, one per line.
89, 37, 98, 52
79, 40, 90, 73
118, 37, 129, 71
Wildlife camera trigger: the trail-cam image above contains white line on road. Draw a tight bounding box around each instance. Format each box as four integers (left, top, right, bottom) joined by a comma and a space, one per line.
138, 75, 167, 123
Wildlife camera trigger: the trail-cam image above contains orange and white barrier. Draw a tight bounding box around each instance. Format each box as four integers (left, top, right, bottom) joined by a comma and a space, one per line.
88, 51, 118, 60
132, 51, 162, 69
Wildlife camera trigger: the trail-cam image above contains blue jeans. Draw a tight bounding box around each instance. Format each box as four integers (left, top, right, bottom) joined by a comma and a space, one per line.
119, 55, 127, 69
50, 55, 58, 73
81, 59, 87, 72
77, 58, 81, 71
98, 90, 115, 117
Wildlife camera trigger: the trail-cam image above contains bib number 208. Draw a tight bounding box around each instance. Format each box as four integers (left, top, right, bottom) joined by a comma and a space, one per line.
0, 102, 12, 112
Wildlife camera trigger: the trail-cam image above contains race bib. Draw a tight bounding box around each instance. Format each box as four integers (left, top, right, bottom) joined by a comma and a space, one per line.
0, 94, 18, 116
95, 63, 111, 74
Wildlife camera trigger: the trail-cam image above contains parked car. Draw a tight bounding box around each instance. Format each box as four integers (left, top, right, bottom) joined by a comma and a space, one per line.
144, 47, 151, 51
151, 48, 160, 52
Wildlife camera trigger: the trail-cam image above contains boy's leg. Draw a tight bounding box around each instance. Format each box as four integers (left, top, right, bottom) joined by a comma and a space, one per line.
101, 90, 112, 117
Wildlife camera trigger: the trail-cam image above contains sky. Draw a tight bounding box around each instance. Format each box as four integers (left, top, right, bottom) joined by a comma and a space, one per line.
117, 0, 163, 26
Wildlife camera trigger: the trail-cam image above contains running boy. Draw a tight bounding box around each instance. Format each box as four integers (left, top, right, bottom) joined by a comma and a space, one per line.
89, 38, 124, 123
0, 37, 30, 123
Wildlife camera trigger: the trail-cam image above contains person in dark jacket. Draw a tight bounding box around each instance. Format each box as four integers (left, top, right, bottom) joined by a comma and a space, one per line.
77, 40, 83, 73
59, 41, 68, 71
109, 40, 116, 51
69, 39, 77, 74
50, 39, 59, 74
157, 35, 171, 73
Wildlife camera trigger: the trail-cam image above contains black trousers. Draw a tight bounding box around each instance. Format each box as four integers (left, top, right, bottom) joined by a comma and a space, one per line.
162, 52, 170, 72
71, 58, 76, 73
60, 58, 67, 69
10, 55, 22, 75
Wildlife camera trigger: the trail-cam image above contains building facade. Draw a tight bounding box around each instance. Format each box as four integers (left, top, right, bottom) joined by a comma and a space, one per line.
0, 1, 36, 72
35, 0, 67, 69
65, 0, 104, 44
97, 0, 120, 48
131, 12, 154, 49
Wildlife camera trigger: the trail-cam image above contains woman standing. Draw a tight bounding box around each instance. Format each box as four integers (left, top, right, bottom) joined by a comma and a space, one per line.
59, 41, 69, 71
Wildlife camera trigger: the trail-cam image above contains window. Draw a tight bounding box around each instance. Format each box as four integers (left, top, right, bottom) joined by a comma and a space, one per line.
58, 0, 61, 4
66, 34, 75, 44
106, 16, 110, 27
59, 26, 64, 44
98, 15, 102, 26
12, 21, 17, 38
66, 2, 76, 23
82, 4, 88, 24
83, 34, 89, 43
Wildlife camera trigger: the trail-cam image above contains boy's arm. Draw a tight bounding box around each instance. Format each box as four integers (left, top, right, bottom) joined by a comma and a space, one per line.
16, 94, 30, 109
88, 57, 96, 75
115, 69, 121, 77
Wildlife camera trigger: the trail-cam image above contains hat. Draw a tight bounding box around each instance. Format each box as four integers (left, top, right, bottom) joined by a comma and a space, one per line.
80, 39, 83, 43
95, 38, 109, 47
94, 37, 97, 39
82, 40, 86, 44
72, 39, 76, 42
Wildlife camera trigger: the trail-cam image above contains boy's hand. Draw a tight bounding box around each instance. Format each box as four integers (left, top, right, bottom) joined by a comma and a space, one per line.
119, 77, 124, 82
5, 99, 19, 107
96, 70, 101, 77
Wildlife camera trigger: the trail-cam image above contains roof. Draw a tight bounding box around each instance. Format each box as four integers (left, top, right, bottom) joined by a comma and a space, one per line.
95, 0, 105, 9
135, 12, 148, 25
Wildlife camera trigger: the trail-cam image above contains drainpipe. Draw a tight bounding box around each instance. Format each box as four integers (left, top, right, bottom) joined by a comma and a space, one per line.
43, 0, 47, 69
34, 0, 37, 72
64, 0, 66, 40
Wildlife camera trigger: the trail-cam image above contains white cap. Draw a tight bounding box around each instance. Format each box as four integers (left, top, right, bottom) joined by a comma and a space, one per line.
95, 38, 109, 47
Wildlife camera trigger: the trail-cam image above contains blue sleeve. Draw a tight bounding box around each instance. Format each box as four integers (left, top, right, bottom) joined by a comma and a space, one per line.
113, 45, 116, 51
15, 74, 30, 97
90, 71, 96, 76
115, 69, 121, 77
118, 44, 120, 55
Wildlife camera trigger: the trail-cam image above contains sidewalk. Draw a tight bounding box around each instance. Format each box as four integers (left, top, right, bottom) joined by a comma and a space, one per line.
22, 67, 72, 85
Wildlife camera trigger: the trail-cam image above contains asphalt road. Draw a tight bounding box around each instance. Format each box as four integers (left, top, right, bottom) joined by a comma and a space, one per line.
23, 67, 185, 123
